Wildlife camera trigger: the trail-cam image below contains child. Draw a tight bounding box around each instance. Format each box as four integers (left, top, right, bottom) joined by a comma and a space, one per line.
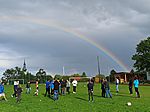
16, 85, 23, 103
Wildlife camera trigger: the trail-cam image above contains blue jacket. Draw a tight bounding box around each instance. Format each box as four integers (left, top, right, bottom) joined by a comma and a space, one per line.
134, 79, 139, 88
0, 84, 4, 94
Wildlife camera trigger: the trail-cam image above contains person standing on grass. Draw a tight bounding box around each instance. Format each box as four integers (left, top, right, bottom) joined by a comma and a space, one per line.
53, 79, 60, 100
72, 79, 77, 93
101, 79, 105, 97
129, 79, 133, 96
66, 80, 70, 94
44, 79, 51, 97
0, 82, 7, 101
61, 79, 66, 95
87, 79, 94, 102
16, 85, 23, 103
26, 81, 31, 94
115, 77, 119, 95
105, 79, 112, 98
134, 76, 140, 98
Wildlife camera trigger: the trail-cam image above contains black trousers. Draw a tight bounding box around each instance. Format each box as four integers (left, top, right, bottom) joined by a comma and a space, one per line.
129, 87, 133, 94
102, 89, 105, 97
135, 87, 140, 98
45, 88, 50, 96
88, 90, 93, 101
66, 87, 70, 94
73, 86, 76, 92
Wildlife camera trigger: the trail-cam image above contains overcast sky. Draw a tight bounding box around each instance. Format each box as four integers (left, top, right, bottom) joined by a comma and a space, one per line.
0, 0, 150, 77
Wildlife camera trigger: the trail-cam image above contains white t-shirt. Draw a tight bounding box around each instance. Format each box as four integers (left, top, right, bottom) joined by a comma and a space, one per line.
72, 80, 77, 86
116, 79, 119, 84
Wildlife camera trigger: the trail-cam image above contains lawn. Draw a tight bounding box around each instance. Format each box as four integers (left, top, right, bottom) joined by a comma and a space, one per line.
0, 83, 150, 112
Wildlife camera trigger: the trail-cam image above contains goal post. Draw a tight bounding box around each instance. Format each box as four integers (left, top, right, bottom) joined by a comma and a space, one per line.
69, 77, 93, 82
8, 79, 25, 85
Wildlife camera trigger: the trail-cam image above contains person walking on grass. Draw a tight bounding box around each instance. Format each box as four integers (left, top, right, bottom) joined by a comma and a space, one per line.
129, 79, 133, 96
11, 80, 19, 98
72, 79, 77, 93
134, 76, 140, 98
16, 85, 23, 103
0, 82, 7, 101
87, 79, 94, 102
105, 79, 112, 98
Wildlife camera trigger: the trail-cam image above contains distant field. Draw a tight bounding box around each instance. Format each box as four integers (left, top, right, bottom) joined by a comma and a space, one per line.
0, 83, 150, 112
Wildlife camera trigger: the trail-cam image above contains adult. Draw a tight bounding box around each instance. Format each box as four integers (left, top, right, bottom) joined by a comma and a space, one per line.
129, 79, 133, 95
105, 79, 112, 98
66, 80, 70, 94
26, 81, 31, 94
101, 79, 105, 97
45, 79, 51, 97
0, 82, 7, 101
87, 79, 94, 102
133, 76, 140, 98
11, 80, 19, 97
72, 79, 78, 93
61, 79, 66, 95
53, 79, 60, 100
115, 77, 119, 94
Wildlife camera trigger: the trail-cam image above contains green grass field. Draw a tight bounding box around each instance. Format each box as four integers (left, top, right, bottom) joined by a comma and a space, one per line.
0, 83, 150, 112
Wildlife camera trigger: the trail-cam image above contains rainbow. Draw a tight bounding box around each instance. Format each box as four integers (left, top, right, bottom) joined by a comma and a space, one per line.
0, 16, 129, 71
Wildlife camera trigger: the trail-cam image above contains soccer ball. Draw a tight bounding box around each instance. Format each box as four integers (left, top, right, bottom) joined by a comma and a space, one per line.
127, 102, 132, 106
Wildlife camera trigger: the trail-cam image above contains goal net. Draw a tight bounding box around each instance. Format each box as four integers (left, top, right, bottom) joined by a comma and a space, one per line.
8, 79, 25, 85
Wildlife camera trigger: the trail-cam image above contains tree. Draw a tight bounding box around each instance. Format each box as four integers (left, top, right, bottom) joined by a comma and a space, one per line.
36, 69, 47, 83
109, 69, 116, 82
132, 37, 150, 73
81, 72, 87, 77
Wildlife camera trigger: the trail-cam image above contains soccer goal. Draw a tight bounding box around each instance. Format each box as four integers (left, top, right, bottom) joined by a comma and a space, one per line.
8, 79, 25, 85
69, 77, 93, 82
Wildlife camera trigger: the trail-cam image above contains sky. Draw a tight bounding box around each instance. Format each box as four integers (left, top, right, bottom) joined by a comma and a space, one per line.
0, 0, 150, 77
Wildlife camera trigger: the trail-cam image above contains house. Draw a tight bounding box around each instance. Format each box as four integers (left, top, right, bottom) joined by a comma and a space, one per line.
114, 72, 134, 83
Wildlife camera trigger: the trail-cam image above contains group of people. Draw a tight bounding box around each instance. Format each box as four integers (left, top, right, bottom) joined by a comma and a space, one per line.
100, 76, 140, 98
0, 75, 141, 103
44, 79, 78, 100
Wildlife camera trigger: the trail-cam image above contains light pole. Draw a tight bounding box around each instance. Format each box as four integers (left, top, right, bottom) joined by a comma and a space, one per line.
97, 56, 101, 83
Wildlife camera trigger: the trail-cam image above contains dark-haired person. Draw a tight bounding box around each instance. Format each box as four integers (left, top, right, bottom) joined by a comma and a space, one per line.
0, 82, 7, 101
134, 76, 140, 98
105, 79, 112, 98
53, 79, 60, 100
101, 79, 105, 97
129, 79, 133, 96
87, 79, 94, 102
45, 79, 50, 97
